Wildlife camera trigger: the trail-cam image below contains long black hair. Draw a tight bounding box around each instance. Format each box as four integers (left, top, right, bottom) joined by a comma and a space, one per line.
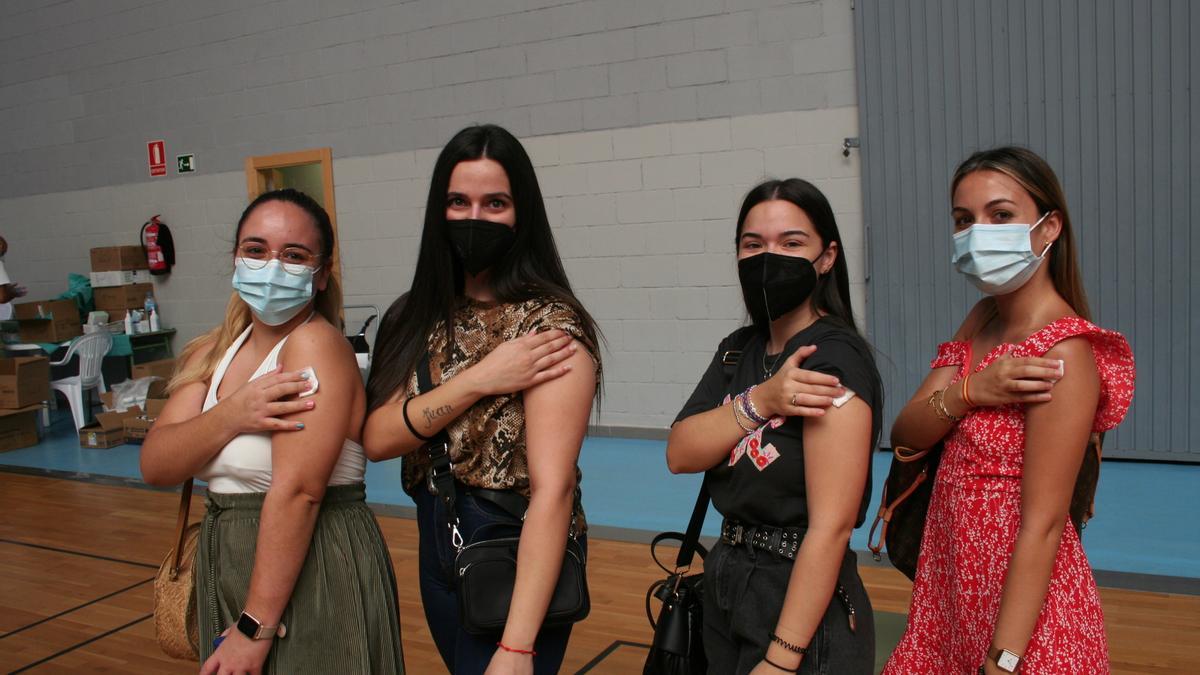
367, 124, 602, 411
734, 178, 863, 340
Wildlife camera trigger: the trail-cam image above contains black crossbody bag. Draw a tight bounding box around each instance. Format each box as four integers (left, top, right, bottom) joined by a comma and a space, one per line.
417, 353, 590, 635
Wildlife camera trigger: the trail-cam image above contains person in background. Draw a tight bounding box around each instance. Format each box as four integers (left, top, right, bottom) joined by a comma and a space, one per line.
667, 178, 881, 674
363, 124, 601, 675
141, 188, 405, 674
0, 236, 29, 320
883, 146, 1135, 674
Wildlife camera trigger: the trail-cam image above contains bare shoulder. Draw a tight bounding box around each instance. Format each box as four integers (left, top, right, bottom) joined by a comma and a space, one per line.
281, 318, 354, 362
180, 336, 217, 370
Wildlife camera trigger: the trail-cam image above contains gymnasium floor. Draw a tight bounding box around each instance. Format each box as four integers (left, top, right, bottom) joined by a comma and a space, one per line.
1, 412, 1198, 673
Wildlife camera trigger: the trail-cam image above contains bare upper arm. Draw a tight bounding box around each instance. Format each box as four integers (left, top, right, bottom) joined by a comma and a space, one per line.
522, 347, 596, 490
803, 395, 873, 532
271, 321, 364, 496
1021, 337, 1100, 521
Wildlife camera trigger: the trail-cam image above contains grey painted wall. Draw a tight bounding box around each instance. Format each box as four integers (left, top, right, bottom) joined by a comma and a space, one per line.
855, 0, 1198, 461
0, 0, 853, 199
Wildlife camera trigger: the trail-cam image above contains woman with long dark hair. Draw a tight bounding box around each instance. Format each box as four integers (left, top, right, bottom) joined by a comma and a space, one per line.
141, 189, 405, 673
363, 124, 601, 675
883, 147, 1135, 673
667, 178, 881, 674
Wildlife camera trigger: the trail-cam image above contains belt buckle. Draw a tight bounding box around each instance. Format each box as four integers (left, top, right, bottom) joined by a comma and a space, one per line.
731, 523, 744, 545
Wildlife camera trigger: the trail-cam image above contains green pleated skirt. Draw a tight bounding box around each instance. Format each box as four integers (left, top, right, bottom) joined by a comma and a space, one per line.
196, 483, 405, 674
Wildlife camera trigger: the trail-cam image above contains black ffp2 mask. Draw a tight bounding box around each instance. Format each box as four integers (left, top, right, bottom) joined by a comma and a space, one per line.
445, 219, 516, 276
737, 251, 820, 325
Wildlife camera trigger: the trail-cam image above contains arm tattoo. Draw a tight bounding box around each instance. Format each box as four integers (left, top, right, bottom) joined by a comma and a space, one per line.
422, 404, 454, 429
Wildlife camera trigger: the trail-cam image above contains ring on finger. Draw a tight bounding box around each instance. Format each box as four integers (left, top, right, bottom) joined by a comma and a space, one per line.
790, 393, 798, 406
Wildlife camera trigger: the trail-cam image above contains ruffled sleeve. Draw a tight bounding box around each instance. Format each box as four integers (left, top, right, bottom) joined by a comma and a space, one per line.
930, 341, 968, 370
1014, 316, 1136, 432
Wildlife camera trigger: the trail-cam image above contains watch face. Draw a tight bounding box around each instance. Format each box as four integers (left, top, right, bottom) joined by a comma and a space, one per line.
236, 612, 260, 639
997, 649, 1021, 671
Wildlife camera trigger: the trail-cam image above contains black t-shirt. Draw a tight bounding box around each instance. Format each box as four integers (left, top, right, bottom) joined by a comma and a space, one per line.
674, 318, 882, 528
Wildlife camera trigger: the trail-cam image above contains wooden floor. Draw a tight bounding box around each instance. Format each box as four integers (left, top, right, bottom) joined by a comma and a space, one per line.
0, 473, 1196, 674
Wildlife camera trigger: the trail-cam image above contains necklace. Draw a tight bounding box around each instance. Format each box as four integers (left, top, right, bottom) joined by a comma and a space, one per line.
762, 349, 784, 380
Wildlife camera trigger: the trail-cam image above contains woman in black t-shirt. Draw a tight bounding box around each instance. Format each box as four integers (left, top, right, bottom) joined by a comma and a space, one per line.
667, 178, 881, 675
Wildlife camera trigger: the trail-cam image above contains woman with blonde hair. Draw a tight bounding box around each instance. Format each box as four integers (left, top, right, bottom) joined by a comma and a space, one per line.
141, 188, 404, 674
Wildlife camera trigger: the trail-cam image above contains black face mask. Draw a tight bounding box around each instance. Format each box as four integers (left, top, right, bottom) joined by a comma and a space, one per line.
737, 251, 821, 325
445, 219, 516, 276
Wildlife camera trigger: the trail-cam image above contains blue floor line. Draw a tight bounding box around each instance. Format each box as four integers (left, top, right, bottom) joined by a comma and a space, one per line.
4, 413, 1197, 579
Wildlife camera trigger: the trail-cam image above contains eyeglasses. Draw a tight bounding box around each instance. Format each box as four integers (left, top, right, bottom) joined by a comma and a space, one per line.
236, 243, 321, 273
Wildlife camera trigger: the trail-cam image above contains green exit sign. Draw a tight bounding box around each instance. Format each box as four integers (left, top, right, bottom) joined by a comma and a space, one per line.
176, 154, 195, 173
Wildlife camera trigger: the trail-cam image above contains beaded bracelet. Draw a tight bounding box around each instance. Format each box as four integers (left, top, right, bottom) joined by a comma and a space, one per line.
731, 397, 756, 434
740, 386, 770, 425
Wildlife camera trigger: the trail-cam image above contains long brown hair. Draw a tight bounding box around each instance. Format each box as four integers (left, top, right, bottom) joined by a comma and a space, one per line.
168, 189, 342, 392
951, 146, 1091, 321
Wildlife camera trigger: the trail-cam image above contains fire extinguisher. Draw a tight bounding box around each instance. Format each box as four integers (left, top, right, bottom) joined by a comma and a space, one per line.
141, 215, 175, 276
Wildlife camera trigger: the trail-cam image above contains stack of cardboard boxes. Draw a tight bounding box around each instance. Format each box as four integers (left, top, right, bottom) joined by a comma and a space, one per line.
0, 355, 48, 451
90, 245, 153, 323
79, 380, 168, 449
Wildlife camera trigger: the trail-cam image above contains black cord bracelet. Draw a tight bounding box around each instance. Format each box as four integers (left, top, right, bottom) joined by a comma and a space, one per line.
769, 632, 809, 655
402, 396, 435, 442
763, 655, 799, 673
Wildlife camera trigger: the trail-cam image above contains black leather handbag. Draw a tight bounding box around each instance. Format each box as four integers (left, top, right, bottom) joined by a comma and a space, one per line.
417, 353, 590, 635
643, 482, 710, 675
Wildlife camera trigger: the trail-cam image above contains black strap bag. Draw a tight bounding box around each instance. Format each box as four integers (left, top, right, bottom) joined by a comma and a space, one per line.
643, 482, 710, 675
417, 353, 590, 635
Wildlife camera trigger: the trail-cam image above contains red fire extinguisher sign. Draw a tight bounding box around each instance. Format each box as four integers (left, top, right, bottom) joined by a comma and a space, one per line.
147, 140, 166, 177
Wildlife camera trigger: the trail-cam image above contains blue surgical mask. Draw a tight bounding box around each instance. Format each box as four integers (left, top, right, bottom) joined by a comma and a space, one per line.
951, 213, 1052, 295
232, 258, 316, 326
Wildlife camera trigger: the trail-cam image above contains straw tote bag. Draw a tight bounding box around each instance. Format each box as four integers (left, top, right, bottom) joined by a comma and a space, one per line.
153, 478, 200, 660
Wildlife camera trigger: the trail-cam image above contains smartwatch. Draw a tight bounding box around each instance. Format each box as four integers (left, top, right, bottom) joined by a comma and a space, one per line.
988, 646, 1022, 673
236, 611, 286, 641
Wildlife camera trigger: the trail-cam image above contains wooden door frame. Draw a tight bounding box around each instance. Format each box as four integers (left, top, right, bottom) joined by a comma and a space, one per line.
243, 148, 342, 322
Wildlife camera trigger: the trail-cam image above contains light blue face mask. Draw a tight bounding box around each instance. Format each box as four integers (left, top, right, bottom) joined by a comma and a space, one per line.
232, 258, 317, 326
951, 213, 1052, 295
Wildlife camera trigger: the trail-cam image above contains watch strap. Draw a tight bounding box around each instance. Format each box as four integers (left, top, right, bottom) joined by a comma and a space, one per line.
237, 611, 287, 640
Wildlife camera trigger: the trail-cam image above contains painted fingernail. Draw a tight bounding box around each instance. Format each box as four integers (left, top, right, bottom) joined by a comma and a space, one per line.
306, 400, 315, 408
299, 371, 310, 379
296, 422, 305, 429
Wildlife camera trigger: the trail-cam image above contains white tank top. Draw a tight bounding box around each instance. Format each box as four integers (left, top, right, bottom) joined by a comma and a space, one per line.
195, 320, 366, 493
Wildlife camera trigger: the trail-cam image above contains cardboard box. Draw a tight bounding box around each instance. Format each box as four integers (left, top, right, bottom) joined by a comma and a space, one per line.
94, 283, 154, 311
90, 246, 148, 272
123, 398, 167, 443
99, 379, 167, 413
132, 358, 176, 381
0, 356, 50, 408
90, 269, 152, 288
0, 404, 41, 452
14, 299, 82, 343
79, 406, 141, 449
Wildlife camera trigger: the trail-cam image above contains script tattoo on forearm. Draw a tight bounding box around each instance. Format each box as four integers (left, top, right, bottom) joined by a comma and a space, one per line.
423, 404, 454, 429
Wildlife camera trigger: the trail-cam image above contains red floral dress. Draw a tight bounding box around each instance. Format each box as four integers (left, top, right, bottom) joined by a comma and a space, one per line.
884, 317, 1135, 674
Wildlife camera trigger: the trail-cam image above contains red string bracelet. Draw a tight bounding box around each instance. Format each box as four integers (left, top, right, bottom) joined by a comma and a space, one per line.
497, 642, 536, 656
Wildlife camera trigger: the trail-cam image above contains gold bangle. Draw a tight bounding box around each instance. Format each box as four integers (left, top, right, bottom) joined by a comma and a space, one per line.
961, 374, 975, 409
930, 387, 963, 423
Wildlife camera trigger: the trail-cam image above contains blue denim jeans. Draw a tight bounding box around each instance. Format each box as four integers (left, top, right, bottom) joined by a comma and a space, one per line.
414, 486, 581, 675
702, 542, 875, 675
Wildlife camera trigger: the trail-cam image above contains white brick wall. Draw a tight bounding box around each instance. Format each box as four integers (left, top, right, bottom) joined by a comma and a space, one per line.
0, 106, 864, 430
0, 0, 861, 200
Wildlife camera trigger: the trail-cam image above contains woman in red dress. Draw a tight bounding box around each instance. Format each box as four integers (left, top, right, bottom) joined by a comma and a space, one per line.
883, 147, 1135, 675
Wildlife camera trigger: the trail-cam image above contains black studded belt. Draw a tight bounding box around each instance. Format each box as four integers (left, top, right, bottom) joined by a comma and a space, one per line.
720, 519, 806, 560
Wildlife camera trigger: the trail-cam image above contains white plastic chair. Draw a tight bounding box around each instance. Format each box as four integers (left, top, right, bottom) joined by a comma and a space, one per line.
49, 330, 114, 430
